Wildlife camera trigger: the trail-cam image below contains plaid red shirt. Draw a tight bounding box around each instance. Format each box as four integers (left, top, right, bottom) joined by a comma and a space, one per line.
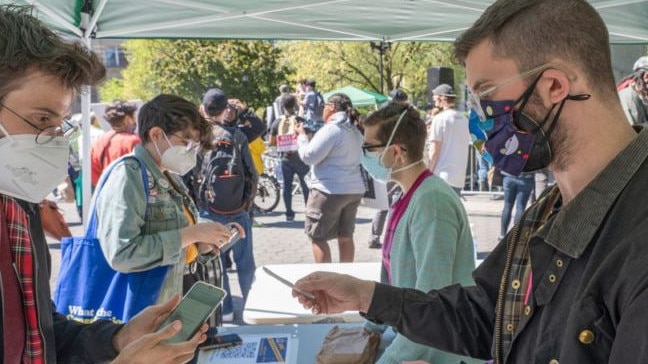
1, 196, 44, 363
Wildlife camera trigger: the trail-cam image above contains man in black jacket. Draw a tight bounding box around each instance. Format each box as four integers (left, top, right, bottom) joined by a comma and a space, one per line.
0, 5, 206, 363
293, 0, 648, 363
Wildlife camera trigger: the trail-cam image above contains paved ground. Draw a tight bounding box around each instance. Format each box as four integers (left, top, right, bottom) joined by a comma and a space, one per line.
47, 191, 507, 325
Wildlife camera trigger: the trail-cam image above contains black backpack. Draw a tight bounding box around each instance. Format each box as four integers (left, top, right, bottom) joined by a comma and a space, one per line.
196, 125, 249, 214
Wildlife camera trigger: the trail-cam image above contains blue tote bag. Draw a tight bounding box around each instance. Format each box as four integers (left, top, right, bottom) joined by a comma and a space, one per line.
54, 155, 169, 323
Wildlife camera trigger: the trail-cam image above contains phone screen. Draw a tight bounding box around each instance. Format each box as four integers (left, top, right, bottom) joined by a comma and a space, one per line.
219, 225, 241, 252
159, 281, 227, 343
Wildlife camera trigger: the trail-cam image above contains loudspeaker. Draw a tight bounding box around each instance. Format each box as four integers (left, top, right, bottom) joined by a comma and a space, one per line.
427, 67, 454, 104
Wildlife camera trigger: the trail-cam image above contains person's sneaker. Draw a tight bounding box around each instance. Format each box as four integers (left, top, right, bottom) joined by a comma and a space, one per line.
286, 214, 295, 222
368, 237, 382, 249
222, 312, 234, 322
252, 219, 264, 227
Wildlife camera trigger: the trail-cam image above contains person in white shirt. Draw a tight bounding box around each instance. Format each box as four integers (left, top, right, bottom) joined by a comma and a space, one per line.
427, 84, 470, 195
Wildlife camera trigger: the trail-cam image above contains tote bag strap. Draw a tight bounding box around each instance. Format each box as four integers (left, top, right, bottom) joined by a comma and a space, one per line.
85, 155, 150, 239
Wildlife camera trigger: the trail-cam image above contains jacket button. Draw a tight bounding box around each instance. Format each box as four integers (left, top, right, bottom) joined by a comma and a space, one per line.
548, 274, 556, 283
549, 360, 559, 364
556, 259, 563, 267
524, 305, 532, 316
579, 329, 595, 344
511, 279, 521, 289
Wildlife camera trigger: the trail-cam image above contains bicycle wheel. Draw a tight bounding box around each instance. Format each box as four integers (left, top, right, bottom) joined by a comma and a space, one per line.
254, 173, 281, 213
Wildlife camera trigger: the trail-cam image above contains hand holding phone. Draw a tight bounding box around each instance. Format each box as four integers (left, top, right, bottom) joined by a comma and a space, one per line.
157, 281, 227, 344
218, 224, 241, 253
262, 266, 316, 300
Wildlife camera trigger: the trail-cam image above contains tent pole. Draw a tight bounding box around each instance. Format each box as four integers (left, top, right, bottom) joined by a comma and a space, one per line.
80, 36, 93, 229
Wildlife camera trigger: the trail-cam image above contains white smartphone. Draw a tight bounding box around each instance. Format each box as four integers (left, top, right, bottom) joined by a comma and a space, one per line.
158, 281, 227, 343
262, 266, 316, 300
218, 224, 241, 252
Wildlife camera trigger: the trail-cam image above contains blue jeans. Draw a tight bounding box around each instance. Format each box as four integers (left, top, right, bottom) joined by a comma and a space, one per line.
199, 210, 256, 315
477, 153, 489, 184
500, 175, 534, 236
281, 156, 310, 218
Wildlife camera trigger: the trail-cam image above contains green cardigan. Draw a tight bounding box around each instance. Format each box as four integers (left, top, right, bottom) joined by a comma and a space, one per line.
375, 175, 483, 364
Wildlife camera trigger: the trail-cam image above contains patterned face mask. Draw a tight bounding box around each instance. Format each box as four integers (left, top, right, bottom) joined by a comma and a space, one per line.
468, 97, 548, 176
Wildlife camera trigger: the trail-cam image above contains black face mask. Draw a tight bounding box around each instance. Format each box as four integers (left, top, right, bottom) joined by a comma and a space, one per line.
511, 75, 590, 172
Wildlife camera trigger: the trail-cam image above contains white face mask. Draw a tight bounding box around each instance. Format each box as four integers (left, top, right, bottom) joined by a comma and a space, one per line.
0, 128, 69, 203
154, 132, 197, 175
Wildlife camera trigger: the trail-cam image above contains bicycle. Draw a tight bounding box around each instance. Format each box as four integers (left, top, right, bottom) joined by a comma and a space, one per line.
254, 153, 282, 213
254, 173, 281, 213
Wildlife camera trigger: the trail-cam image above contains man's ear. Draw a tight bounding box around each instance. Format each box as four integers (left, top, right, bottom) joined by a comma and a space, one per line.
539, 68, 571, 105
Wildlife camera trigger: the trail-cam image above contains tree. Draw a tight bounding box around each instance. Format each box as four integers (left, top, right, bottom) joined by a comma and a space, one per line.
100, 39, 293, 112
278, 41, 463, 106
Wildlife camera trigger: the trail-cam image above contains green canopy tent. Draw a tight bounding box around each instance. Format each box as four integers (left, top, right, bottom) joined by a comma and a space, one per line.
323, 86, 388, 107
3, 0, 648, 224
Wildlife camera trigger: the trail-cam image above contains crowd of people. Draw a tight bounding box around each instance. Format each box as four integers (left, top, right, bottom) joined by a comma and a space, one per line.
4, 0, 648, 362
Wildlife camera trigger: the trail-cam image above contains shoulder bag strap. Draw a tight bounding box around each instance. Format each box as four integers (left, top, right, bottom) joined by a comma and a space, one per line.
85, 155, 149, 239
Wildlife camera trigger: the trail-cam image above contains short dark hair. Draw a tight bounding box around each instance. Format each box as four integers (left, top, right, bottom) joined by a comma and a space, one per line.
454, 0, 616, 100
363, 103, 427, 161
138, 94, 212, 150
0, 5, 105, 99
281, 94, 298, 112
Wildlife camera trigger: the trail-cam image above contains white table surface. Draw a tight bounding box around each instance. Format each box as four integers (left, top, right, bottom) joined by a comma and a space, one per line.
244, 262, 380, 325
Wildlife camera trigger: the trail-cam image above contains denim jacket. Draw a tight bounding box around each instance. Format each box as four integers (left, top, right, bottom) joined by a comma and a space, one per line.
364, 128, 648, 363
95, 145, 198, 304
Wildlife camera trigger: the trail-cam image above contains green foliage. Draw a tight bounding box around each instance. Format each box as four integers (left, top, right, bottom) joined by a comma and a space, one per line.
98, 77, 125, 102
101, 39, 463, 111
115, 39, 293, 111
278, 41, 464, 107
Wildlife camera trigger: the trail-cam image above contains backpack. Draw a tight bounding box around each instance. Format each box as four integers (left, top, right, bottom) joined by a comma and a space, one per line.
306, 91, 325, 122
195, 126, 249, 214
276, 114, 299, 152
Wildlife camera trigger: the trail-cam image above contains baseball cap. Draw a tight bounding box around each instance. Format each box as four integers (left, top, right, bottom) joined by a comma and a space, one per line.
388, 89, 408, 101
202, 88, 228, 115
633, 56, 648, 72
432, 84, 456, 97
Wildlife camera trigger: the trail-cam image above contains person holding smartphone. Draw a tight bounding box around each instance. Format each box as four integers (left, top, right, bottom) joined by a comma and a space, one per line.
95, 94, 242, 312
0, 5, 208, 362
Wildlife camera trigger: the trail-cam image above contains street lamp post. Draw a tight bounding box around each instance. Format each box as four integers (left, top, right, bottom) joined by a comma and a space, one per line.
370, 40, 391, 94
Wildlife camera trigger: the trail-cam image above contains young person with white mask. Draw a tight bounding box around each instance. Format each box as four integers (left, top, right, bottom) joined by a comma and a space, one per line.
95, 94, 242, 311
0, 5, 214, 363
360, 103, 478, 364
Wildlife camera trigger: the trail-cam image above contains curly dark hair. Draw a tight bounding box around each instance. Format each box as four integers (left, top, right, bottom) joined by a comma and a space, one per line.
0, 5, 105, 99
138, 94, 213, 150
104, 100, 138, 126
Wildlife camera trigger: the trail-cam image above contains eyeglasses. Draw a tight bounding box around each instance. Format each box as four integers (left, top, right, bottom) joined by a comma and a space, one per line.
170, 133, 199, 152
0, 103, 77, 144
468, 63, 549, 121
361, 142, 387, 155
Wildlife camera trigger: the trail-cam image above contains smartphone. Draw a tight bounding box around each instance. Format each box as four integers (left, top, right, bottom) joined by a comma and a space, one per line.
262, 266, 316, 300
158, 281, 227, 343
218, 225, 241, 252
199, 333, 243, 350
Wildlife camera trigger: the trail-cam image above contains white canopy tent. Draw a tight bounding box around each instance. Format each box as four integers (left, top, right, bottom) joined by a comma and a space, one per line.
3, 0, 648, 222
